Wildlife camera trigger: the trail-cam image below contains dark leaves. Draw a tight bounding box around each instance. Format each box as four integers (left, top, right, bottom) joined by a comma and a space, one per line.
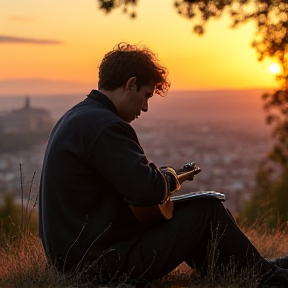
98, 0, 138, 18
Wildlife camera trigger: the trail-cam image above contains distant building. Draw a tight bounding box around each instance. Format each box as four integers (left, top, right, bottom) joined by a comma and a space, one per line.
0, 96, 53, 133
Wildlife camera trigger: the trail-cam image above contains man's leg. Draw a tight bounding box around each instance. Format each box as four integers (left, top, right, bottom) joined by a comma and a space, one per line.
114, 198, 274, 281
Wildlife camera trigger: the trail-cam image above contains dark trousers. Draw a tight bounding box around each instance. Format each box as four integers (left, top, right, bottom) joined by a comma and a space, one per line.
106, 198, 273, 282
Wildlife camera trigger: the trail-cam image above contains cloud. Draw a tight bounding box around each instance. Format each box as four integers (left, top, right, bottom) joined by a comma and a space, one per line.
0, 35, 64, 45
8, 16, 36, 22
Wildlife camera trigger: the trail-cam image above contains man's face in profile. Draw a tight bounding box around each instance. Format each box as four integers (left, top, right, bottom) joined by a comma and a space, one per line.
120, 83, 155, 123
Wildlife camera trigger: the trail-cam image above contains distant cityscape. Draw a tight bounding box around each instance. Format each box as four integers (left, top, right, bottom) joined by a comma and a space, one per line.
0, 91, 275, 214
133, 118, 273, 213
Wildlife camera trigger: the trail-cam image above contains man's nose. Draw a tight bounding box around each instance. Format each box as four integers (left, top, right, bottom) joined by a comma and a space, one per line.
141, 101, 148, 112
141, 104, 148, 112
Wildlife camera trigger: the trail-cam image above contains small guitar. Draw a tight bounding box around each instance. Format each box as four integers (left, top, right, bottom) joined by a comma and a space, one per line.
130, 162, 201, 225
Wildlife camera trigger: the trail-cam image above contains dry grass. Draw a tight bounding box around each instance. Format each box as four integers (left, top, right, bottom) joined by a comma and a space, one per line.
243, 222, 288, 259
0, 231, 63, 288
0, 224, 287, 288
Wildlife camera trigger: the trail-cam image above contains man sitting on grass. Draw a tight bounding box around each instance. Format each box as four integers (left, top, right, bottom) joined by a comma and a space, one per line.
39, 42, 288, 287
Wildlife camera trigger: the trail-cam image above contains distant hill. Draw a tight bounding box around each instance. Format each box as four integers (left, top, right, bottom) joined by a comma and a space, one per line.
0, 78, 95, 95
0, 88, 273, 125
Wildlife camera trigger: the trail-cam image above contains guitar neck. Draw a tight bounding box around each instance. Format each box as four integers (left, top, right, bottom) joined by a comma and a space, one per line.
177, 167, 201, 185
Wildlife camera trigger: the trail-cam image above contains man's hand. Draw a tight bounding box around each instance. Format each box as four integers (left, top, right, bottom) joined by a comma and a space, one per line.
160, 166, 181, 193
176, 162, 200, 181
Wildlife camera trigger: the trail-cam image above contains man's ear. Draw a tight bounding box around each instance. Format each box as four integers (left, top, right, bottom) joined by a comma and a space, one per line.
126, 77, 137, 91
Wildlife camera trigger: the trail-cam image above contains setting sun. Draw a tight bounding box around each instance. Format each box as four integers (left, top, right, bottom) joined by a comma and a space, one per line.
269, 63, 282, 74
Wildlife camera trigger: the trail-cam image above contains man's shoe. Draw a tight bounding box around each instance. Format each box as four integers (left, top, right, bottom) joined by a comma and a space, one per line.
260, 267, 288, 288
268, 255, 288, 269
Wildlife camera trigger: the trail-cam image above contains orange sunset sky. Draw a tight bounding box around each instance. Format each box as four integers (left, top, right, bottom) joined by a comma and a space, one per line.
0, 0, 280, 95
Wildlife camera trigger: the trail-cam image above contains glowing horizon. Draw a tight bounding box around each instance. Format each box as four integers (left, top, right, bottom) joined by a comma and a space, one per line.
0, 0, 280, 95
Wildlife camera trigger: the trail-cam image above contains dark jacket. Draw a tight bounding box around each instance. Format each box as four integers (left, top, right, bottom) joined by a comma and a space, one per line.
39, 90, 167, 270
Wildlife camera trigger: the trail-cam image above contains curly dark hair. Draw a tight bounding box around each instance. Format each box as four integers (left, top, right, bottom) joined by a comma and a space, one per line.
98, 43, 170, 96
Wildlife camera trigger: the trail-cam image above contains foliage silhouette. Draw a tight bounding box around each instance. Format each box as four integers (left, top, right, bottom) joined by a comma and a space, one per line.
240, 90, 288, 228
97, 0, 288, 66
239, 164, 288, 229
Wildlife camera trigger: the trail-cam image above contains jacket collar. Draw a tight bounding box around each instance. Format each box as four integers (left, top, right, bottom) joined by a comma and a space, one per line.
87, 90, 119, 116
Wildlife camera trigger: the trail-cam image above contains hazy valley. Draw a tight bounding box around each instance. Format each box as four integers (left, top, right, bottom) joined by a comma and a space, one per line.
0, 89, 275, 213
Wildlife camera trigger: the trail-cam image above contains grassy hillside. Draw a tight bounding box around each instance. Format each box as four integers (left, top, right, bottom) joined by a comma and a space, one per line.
0, 221, 287, 287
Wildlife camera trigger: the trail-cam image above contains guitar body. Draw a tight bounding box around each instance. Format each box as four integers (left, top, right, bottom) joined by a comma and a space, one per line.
130, 161, 201, 226
130, 200, 174, 226
130, 191, 226, 226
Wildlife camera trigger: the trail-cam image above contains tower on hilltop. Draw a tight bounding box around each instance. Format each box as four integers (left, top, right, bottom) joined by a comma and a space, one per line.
0, 96, 53, 133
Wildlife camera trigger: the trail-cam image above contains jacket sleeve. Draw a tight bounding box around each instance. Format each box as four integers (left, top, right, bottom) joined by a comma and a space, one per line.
90, 122, 168, 206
